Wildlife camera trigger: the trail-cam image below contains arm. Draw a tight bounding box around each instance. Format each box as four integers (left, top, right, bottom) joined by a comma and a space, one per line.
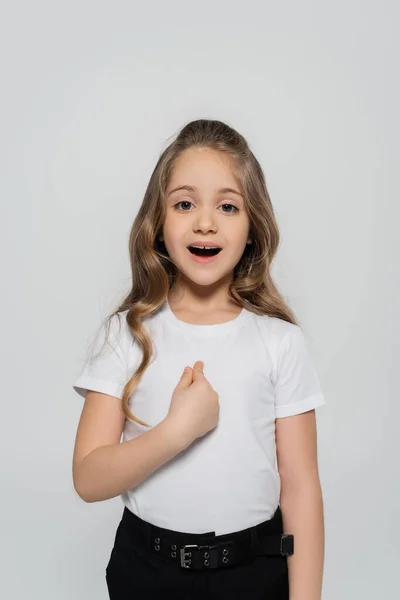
276, 409, 325, 600
72, 391, 187, 503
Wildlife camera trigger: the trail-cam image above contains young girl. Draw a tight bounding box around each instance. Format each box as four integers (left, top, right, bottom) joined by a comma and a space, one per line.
72, 119, 326, 600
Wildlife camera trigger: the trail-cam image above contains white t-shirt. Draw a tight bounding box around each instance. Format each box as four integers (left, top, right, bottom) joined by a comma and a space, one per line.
73, 300, 326, 535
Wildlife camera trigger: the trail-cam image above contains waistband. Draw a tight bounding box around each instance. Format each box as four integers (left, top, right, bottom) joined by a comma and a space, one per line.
121, 505, 284, 544
117, 505, 293, 570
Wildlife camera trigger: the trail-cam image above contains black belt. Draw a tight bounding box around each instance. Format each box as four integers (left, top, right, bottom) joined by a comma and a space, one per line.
121, 506, 294, 571
155, 533, 294, 570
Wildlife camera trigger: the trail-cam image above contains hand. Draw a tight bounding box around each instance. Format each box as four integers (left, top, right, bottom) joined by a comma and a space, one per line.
166, 361, 220, 450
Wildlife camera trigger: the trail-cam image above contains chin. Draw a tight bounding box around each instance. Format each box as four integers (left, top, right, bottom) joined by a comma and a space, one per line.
181, 269, 231, 287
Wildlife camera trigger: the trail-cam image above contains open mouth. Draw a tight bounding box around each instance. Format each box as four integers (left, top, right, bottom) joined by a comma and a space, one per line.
187, 246, 222, 257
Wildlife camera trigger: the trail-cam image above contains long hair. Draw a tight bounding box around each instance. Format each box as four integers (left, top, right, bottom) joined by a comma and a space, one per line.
96, 119, 298, 426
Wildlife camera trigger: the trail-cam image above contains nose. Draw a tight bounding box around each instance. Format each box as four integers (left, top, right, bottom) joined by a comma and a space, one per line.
192, 206, 217, 234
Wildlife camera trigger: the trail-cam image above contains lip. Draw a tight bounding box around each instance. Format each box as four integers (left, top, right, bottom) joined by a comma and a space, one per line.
187, 241, 222, 248
187, 247, 222, 264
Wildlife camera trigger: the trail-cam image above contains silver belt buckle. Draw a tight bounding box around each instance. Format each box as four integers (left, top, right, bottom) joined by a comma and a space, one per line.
180, 544, 198, 568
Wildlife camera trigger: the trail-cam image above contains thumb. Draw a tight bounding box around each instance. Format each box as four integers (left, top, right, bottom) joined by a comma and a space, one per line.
176, 366, 193, 389
192, 361, 205, 380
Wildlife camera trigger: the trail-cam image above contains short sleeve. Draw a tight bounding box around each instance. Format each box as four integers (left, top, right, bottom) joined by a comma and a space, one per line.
73, 313, 129, 400
273, 326, 326, 418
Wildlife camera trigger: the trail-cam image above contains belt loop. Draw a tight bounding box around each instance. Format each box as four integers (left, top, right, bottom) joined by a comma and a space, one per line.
249, 527, 257, 555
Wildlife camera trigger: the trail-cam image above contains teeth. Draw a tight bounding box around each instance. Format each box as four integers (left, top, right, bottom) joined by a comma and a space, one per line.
191, 245, 220, 250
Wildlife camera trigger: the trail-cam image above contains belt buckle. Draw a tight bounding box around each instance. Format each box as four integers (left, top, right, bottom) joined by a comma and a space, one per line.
280, 534, 294, 556
180, 544, 199, 568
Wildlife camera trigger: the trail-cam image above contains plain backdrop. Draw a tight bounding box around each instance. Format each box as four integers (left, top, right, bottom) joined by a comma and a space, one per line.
1, 1, 398, 598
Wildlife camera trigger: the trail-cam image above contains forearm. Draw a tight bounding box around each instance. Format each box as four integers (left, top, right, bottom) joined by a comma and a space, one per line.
74, 418, 186, 503
280, 480, 325, 600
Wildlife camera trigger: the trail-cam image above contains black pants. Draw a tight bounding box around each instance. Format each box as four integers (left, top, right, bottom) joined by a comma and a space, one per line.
106, 506, 289, 600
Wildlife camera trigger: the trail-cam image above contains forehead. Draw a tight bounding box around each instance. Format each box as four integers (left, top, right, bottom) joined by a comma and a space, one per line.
167, 147, 239, 189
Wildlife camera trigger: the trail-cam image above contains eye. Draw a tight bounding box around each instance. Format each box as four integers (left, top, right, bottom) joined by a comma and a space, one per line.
173, 201, 239, 214
173, 201, 193, 211
220, 204, 239, 214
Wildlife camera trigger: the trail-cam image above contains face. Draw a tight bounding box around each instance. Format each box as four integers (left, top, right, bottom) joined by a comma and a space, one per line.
160, 147, 252, 290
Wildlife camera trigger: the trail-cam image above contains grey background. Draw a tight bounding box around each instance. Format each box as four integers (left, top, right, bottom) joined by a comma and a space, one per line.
1, 1, 398, 598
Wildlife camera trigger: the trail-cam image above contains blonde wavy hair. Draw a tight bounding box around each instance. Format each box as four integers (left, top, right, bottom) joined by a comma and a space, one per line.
96, 119, 298, 426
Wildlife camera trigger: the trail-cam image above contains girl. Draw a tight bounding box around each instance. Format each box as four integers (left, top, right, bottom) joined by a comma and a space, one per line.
72, 119, 326, 600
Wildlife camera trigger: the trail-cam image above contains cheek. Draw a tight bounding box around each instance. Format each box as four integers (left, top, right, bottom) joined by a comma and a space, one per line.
161, 214, 174, 237
162, 217, 185, 248
226, 223, 250, 248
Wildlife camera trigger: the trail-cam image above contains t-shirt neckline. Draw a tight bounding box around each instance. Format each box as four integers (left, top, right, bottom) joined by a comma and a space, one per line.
163, 299, 250, 337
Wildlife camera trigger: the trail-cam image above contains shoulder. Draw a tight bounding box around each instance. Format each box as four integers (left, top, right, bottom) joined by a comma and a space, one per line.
249, 311, 301, 346
91, 309, 133, 356
103, 309, 130, 338
104, 309, 156, 352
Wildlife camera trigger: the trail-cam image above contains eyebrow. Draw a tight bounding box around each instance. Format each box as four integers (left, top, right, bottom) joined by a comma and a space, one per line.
167, 185, 243, 198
